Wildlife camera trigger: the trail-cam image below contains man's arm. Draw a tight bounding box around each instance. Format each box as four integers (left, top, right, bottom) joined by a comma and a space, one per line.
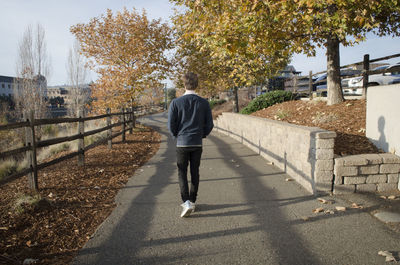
167, 100, 178, 137
203, 102, 214, 137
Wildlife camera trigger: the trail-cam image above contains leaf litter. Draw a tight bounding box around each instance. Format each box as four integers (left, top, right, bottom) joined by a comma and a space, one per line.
0, 125, 161, 264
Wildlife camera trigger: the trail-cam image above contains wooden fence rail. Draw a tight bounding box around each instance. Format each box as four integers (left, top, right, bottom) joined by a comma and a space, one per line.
0, 107, 147, 190
284, 53, 400, 97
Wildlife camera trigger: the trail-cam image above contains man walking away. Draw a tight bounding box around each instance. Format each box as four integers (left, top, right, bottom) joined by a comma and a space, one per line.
167, 72, 214, 217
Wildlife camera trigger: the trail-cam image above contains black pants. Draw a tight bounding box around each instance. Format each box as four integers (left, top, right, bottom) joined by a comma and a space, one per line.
176, 146, 203, 203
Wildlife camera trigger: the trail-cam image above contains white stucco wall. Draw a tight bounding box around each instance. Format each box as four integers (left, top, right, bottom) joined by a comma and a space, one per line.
366, 84, 400, 156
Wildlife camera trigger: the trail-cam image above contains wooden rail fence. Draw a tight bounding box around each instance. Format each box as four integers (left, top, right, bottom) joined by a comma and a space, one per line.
0, 107, 143, 190
284, 52, 400, 97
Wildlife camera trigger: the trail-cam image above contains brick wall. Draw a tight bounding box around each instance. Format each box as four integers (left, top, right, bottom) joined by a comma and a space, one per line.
215, 113, 400, 195
334, 154, 400, 194
215, 112, 336, 194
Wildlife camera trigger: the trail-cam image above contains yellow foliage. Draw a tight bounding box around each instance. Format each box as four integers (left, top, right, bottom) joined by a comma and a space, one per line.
70, 8, 173, 112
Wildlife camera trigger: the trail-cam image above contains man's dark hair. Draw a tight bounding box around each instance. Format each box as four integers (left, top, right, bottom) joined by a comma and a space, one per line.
182, 72, 198, 90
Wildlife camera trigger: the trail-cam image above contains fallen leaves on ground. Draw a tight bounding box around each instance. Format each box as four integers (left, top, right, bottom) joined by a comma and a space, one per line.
351, 203, 364, 209
250, 99, 380, 155
335, 206, 347, 212
317, 198, 335, 204
313, 207, 324, 213
0, 125, 161, 265
378, 250, 399, 262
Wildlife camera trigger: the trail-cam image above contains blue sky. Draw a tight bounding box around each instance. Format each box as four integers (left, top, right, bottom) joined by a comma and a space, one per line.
1, 0, 399, 86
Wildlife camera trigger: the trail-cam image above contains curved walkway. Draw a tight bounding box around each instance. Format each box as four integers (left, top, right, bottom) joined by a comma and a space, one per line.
73, 112, 399, 265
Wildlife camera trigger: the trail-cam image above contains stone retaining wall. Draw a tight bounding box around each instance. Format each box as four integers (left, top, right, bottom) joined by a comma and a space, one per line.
214, 112, 336, 194
215, 112, 400, 195
334, 154, 400, 194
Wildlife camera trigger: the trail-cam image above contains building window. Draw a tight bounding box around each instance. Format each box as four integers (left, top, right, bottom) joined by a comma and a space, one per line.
1, 84, 4, 88
8, 84, 11, 89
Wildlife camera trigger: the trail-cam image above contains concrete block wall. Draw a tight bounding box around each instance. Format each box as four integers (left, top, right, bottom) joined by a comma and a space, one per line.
333, 154, 400, 194
214, 113, 336, 194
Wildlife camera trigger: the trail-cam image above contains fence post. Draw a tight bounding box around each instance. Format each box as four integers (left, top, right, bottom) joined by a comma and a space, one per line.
107, 108, 112, 149
293, 76, 298, 93
309, 71, 313, 99
362, 54, 370, 99
78, 108, 85, 166
24, 110, 38, 191
121, 108, 126, 142
129, 108, 133, 134
131, 100, 136, 129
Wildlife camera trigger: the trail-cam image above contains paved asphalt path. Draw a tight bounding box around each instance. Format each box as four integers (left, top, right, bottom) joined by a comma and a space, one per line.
73, 112, 399, 265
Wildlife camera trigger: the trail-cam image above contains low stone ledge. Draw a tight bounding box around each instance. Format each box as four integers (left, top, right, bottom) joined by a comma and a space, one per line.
388, 174, 400, 183
344, 176, 366, 185
356, 184, 377, 193
377, 183, 399, 192
380, 153, 400, 164
334, 154, 400, 194
315, 131, 337, 139
359, 154, 383, 164
359, 165, 379, 175
333, 184, 356, 194
366, 174, 387, 184
380, 164, 400, 174
215, 113, 336, 195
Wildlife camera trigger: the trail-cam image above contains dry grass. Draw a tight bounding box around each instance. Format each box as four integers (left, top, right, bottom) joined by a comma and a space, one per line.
1, 120, 109, 181
274, 109, 291, 120
13, 193, 42, 214
312, 111, 339, 124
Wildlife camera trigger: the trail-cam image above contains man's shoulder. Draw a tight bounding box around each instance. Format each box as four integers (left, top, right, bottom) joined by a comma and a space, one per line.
175, 94, 208, 103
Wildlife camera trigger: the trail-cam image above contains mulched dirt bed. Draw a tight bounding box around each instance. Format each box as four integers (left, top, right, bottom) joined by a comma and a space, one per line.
0, 125, 160, 265
250, 99, 380, 156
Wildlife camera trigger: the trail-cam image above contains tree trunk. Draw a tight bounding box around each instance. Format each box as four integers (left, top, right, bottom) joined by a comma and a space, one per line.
233, 87, 239, 113
326, 35, 344, 105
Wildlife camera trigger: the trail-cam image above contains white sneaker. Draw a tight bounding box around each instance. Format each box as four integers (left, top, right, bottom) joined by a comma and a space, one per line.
190, 201, 196, 212
180, 200, 194, 217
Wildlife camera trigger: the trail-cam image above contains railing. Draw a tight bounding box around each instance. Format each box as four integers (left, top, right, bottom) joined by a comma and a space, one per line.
284, 53, 400, 98
0, 105, 162, 190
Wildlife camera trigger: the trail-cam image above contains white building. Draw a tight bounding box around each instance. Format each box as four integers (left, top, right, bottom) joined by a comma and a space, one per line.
47, 84, 92, 105
0, 75, 48, 98
0, 76, 15, 97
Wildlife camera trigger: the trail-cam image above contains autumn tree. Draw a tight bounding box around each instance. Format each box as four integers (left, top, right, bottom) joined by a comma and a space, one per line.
70, 8, 173, 111
171, 0, 291, 111
137, 79, 165, 106
172, 0, 400, 105
258, 0, 400, 105
14, 23, 51, 120
171, 31, 231, 98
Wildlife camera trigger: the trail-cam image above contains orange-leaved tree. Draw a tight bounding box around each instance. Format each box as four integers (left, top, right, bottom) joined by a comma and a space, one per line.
70, 8, 173, 112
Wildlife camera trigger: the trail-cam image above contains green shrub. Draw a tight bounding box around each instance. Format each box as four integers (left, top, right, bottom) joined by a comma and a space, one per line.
209, 99, 226, 109
240, 90, 293, 115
